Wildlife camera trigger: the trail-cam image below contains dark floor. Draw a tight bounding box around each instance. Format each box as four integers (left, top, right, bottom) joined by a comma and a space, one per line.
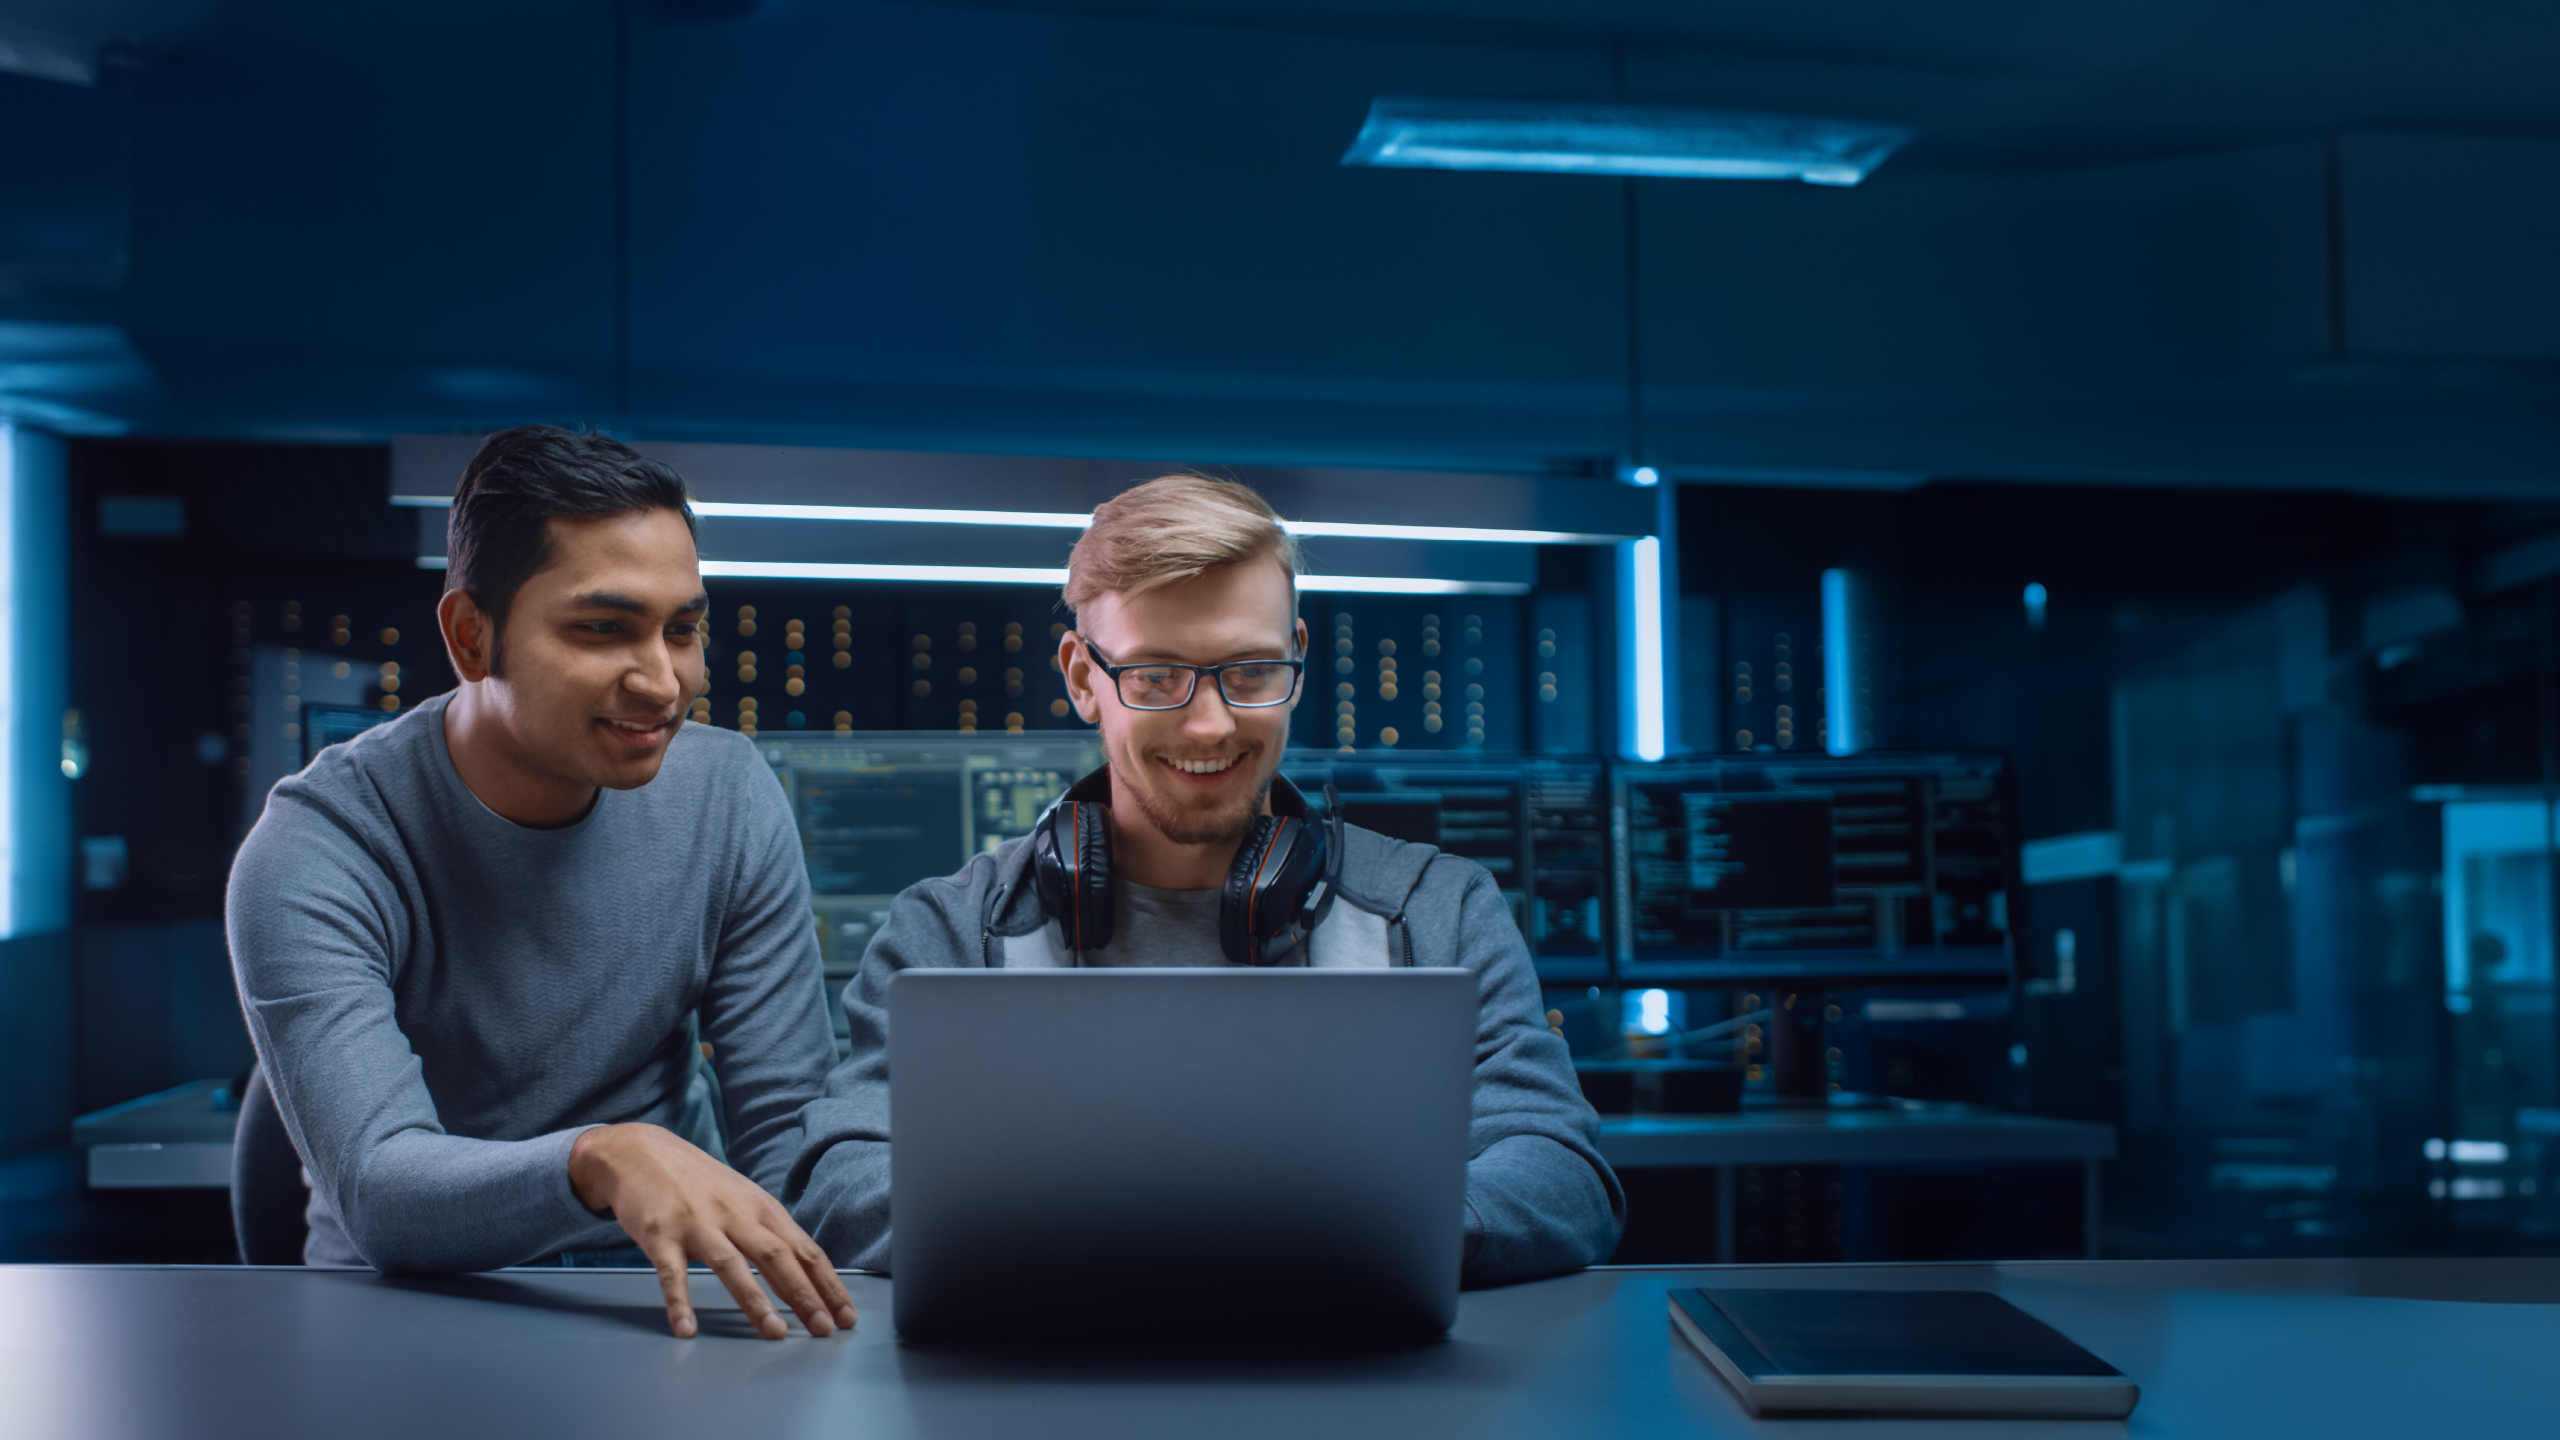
0, 1146, 240, 1264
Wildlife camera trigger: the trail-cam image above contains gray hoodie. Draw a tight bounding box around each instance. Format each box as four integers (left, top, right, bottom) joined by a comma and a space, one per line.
786, 807, 1628, 1286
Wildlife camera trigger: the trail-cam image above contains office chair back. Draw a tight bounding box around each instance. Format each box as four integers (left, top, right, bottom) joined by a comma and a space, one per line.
232, 1062, 310, 1265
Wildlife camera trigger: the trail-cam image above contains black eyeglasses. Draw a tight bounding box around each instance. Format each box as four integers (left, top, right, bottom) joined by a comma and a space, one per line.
1080, 636, 1305, 711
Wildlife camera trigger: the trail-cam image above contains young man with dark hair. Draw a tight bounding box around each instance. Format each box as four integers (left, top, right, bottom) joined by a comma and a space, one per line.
229, 425, 856, 1341
790, 475, 1625, 1285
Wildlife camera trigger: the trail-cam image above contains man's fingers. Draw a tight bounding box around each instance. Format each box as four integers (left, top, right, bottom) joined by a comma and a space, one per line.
702, 1238, 789, 1341
799, 1239, 858, 1329
748, 1231, 836, 1337
647, 1241, 698, 1340
752, 1194, 857, 1331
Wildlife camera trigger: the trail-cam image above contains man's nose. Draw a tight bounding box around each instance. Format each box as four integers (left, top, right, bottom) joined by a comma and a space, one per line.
1183, 681, 1239, 738
629, 638, 683, 706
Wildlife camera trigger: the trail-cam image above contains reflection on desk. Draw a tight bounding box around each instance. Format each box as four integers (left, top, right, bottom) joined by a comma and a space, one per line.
2, 1257, 2552, 1438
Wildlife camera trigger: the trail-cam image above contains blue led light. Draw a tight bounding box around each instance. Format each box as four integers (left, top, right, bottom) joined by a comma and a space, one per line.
2023, 581, 2049, 629
1628, 465, 1660, 487
1343, 98, 1913, 187
1629, 537, 1665, 761
1822, 568, 1859, 756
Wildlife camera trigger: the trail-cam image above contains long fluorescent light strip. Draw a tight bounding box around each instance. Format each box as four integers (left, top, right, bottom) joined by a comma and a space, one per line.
418, 555, 1524, 593
1821, 568, 1857, 756
698, 560, 1526, 594
1629, 536, 1665, 762
0, 425, 14, 936
391, 494, 1626, 545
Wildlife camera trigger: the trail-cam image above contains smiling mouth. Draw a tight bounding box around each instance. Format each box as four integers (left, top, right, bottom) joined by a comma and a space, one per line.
1161, 754, 1241, 776
601, 715, 676, 747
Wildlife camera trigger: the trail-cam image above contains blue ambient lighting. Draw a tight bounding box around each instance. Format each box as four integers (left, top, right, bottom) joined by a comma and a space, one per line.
1627, 465, 1660, 487
1342, 98, 1913, 186
2023, 581, 2049, 628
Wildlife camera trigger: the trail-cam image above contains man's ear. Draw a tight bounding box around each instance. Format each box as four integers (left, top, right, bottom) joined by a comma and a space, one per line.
1060, 631, 1103, 725
439, 589, 495, 684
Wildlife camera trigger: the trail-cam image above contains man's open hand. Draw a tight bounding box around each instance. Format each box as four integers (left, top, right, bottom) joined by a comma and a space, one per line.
568, 1123, 858, 1340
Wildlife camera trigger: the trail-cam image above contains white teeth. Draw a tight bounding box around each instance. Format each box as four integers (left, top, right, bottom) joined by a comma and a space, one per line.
1170, 755, 1237, 775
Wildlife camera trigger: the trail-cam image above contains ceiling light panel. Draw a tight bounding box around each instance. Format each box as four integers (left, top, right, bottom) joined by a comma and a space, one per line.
1342, 97, 1913, 187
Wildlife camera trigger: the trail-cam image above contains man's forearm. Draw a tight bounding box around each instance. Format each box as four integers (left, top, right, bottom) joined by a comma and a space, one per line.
1460, 1133, 1624, 1287
337, 1127, 627, 1271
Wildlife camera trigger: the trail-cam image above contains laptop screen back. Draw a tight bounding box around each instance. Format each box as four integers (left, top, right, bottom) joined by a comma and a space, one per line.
889, 968, 1475, 1342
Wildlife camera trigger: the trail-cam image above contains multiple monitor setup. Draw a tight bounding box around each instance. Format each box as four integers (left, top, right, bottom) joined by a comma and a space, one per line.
756, 736, 2020, 1089
310, 719, 2023, 1082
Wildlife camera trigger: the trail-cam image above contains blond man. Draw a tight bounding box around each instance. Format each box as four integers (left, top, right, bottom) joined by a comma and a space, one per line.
787, 476, 1624, 1284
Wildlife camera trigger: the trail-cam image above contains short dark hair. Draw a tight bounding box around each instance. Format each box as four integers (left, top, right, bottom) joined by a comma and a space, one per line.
446, 426, 697, 674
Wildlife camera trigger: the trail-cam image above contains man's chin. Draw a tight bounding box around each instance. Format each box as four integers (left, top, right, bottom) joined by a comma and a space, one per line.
1125, 764, 1267, 848
591, 729, 679, 789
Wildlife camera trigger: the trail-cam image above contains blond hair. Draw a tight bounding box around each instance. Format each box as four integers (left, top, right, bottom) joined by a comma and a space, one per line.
1063, 474, 1302, 609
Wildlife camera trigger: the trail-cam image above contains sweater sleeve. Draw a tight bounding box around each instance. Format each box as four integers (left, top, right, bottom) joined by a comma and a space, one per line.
1445, 859, 1629, 1286
227, 785, 622, 1271
698, 756, 840, 1202
786, 867, 983, 1271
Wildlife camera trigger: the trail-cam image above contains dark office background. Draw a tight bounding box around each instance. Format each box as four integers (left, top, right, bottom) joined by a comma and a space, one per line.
1, 0, 2557, 1265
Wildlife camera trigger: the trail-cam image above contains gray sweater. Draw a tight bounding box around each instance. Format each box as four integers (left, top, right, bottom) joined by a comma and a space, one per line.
227, 694, 838, 1270
787, 815, 1628, 1286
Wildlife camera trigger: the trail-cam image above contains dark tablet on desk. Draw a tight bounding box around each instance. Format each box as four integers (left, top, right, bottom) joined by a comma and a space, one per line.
1670, 1287, 2140, 1419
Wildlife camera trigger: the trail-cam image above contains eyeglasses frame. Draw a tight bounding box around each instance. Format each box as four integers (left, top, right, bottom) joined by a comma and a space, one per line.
1076, 635, 1307, 711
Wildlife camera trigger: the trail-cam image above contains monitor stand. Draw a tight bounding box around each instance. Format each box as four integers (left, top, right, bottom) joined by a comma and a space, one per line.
1764, 989, 1831, 1107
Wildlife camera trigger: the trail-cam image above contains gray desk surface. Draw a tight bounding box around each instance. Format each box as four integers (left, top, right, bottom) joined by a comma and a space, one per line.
5, 1256, 2553, 1438
1596, 1103, 2117, 1168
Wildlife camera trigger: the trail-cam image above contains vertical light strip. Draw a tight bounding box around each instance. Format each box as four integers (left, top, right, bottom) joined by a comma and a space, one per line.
1630, 536, 1665, 761
0, 424, 17, 937
1821, 567, 1856, 756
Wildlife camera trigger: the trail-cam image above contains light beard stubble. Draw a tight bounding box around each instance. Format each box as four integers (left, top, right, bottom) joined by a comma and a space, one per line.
1122, 755, 1274, 848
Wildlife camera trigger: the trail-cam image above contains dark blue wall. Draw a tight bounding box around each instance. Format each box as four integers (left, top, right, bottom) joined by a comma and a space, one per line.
0, 3, 2550, 492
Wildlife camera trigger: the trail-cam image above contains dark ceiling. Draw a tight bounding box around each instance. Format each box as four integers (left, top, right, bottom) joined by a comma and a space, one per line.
0, 0, 2553, 495
945, 0, 2560, 167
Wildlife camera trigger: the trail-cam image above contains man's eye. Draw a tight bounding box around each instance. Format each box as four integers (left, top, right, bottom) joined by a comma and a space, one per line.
582, 622, 622, 635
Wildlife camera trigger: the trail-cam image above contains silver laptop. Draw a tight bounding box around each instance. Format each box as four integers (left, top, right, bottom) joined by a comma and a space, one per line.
889, 968, 1475, 1342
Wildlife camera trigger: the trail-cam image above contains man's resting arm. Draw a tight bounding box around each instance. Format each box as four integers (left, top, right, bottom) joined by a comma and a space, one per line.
227, 793, 623, 1271
786, 869, 982, 1270
1445, 859, 1628, 1286
698, 759, 841, 1200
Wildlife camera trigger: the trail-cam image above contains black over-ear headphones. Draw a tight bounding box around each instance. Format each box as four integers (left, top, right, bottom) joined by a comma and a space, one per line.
1029, 765, 1342, 966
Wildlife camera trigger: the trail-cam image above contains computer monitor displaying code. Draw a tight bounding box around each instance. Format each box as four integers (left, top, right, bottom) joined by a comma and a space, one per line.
757, 732, 1105, 981
1613, 753, 2015, 986
1284, 751, 1612, 982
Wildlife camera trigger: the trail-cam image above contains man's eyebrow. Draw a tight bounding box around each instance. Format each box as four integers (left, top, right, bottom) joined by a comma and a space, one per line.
1121, 646, 1295, 664
561, 590, 709, 615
